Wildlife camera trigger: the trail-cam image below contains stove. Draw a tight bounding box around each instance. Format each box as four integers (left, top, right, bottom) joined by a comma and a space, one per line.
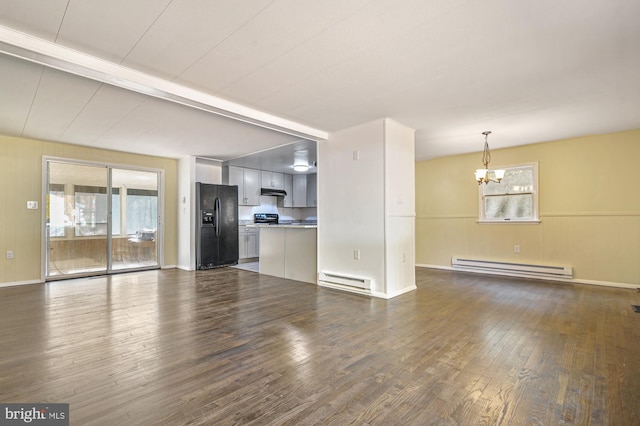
254, 213, 279, 224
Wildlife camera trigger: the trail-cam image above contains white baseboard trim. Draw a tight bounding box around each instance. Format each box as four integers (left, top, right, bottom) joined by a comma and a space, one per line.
161, 264, 177, 270
416, 263, 639, 290
175, 264, 194, 271
570, 278, 639, 290
319, 282, 417, 299
373, 284, 417, 299
0, 279, 43, 288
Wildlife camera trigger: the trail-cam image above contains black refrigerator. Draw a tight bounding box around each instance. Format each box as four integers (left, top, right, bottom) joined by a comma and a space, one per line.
196, 183, 239, 269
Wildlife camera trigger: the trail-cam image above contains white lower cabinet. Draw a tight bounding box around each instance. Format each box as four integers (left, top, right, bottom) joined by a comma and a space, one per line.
239, 226, 259, 259
258, 227, 317, 284
258, 228, 285, 278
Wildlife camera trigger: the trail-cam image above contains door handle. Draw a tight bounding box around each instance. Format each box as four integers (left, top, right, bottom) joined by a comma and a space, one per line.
215, 197, 221, 237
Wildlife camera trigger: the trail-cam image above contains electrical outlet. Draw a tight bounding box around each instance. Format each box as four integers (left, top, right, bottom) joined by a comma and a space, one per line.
27, 201, 38, 209
6, 251, 14, 259
514, 245, 520, 253
353, 150, 360, 160
353, 249, 360, 260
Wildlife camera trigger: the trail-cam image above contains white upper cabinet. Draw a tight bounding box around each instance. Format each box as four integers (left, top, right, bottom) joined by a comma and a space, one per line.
227, 166, 260, 205
281, 174, 293, 207
261, 171, 284, 189
225, 167, 316, 208
292, 174, 307, 207
244, 169, 261, 205
306, 173, 317, 207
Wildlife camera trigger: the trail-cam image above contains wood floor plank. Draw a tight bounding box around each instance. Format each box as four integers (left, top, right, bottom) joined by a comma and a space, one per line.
1, 268, 639, 424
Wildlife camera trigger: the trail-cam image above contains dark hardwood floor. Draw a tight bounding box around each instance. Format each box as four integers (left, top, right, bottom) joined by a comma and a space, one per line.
1, 267, 639, 425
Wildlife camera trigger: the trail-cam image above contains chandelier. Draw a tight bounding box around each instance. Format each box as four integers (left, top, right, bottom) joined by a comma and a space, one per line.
475, 131, 505, 185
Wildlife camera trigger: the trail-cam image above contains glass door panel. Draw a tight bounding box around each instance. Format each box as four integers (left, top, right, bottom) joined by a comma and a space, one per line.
110, 168, 159, 271
46, 162, 108, 278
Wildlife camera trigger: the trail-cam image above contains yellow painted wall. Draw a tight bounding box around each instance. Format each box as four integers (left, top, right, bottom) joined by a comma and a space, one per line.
0, 135, 178, 284
416, 129, 640, 285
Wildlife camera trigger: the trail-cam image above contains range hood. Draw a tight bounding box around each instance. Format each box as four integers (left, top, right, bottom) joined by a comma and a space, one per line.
261, 188, 287, 197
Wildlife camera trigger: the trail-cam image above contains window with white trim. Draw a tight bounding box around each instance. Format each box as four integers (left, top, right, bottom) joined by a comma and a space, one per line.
479, 162, 539, 222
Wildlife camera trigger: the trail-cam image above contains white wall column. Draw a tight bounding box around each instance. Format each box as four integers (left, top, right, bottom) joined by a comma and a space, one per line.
318, 118, 415, 298
177, 156, 223, 270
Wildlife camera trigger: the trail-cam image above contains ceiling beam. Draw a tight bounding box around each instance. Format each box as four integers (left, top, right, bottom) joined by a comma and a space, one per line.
0, 24, 329, 142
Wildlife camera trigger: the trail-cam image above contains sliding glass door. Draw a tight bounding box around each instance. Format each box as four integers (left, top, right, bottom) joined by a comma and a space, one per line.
45, 159, 161, 279
47, 162, 109, 277
110, 168, 158, 271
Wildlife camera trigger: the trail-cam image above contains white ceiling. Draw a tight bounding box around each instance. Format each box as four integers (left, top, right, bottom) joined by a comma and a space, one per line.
225, 139, 317, 175
0, 0, 639, 163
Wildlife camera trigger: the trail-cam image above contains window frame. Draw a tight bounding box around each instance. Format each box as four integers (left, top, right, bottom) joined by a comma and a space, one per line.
477, 161, 540, 224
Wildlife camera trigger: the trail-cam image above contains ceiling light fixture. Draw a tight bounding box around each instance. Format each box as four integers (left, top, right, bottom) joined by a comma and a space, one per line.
293, 149, 311, 172
475, 131, 505, 185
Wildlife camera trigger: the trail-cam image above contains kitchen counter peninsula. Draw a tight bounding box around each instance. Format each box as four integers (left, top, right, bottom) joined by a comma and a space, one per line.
251, 224, 317, 284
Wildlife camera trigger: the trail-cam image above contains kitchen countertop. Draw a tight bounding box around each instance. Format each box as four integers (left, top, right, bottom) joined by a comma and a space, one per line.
246, 223, 317, 229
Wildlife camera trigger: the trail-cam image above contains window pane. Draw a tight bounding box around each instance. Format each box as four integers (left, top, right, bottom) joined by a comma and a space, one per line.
485, 194, 533, 219
484, 167, 534, 195
112, 194, 120, 236
126, 195, 157, 236
48, 191, 66, 237
74, 190, 108, 236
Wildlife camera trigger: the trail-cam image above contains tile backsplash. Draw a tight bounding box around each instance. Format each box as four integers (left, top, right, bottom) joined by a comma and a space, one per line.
238, 196, 317, 223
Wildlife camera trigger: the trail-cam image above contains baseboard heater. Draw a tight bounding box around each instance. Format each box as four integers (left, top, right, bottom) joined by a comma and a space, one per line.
451, 257, 573, 280
318, 272, 372, 294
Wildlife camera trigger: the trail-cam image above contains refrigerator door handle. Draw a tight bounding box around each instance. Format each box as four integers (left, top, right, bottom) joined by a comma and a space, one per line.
215, 197, 221, 237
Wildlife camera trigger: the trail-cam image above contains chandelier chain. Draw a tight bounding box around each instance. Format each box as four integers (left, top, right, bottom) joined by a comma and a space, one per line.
481, 131, 492, 169
475, 131, 504, 185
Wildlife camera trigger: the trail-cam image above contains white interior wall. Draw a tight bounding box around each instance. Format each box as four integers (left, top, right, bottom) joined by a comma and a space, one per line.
385, 216, 416, 296
318, 118, 415, 298
383, 119, 416, 296
177, 156, 196, 270
195, 158, 223, 184
177, 157, 223, 270
318, 119, 386, 294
